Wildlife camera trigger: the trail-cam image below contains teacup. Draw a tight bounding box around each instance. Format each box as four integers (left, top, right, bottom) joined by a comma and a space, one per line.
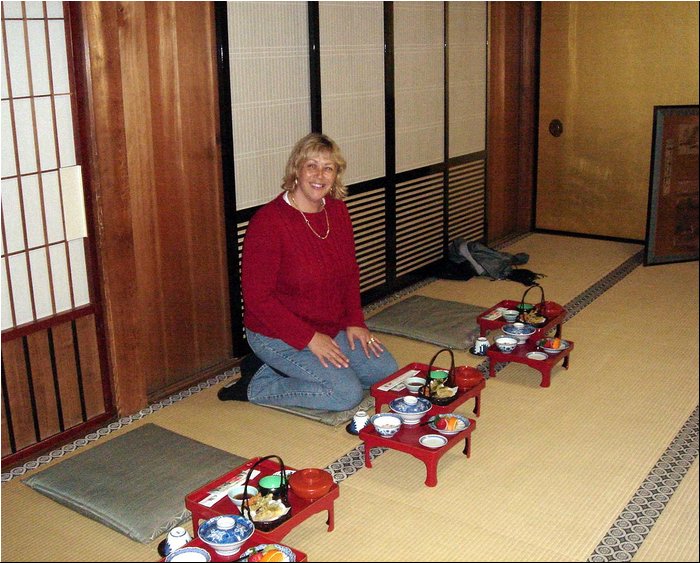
350, 410, 370, 433
403, 395, 418, 406
163, 527, 192, 556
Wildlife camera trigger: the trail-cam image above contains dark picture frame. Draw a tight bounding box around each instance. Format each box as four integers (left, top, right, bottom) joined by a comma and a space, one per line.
644, 105, 699, 266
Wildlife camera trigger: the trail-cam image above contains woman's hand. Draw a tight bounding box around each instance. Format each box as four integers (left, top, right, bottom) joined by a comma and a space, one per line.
346, 326, 384, 358
308, 332, 350, 368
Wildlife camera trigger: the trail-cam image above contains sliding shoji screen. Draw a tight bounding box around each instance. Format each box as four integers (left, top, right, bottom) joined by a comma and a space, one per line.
394, 1, 445, 277
394, 1, 444, 173
227, 1, 311, 210
447, 1, 487, 243
319, 1, 387, 293
319, 1, 385, 185
1, 1, 89, 330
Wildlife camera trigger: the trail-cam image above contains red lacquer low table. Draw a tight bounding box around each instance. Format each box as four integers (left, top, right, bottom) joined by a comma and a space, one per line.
184, 457, 339, 544
486, 339, 574, 387
159, 532, 307, 562
476, 300, 566, 340
370, 363, 485, 418
359, 417, 476, 487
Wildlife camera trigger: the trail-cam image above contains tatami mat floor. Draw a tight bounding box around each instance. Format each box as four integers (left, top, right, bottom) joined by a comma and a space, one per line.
2, 234, 698, 562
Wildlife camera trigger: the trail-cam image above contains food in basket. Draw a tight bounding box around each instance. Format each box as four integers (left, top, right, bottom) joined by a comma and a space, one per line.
429, 379, 457, 398
245, 493, 290, 522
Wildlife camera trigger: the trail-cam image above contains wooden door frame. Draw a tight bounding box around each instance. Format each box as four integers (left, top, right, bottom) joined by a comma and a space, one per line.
486, 1, 539, 242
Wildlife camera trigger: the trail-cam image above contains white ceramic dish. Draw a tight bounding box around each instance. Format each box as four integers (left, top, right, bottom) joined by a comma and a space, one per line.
526, 351, 548, 361
537, 338, 571, 354
427, 414, 470, 436
165, 547, 211, 562
419, 434, 448, 449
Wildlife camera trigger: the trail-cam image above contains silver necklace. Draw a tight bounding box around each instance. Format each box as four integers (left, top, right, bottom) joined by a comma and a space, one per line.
289, 193, 330, 240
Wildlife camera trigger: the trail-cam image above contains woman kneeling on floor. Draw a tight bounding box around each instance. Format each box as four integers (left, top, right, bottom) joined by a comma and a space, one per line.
218, 133, 398, 411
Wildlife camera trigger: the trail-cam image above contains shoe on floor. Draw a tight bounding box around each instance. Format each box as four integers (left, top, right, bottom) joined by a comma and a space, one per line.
218, 353, 264, 401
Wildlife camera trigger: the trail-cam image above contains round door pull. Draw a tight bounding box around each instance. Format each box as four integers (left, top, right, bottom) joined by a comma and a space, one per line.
549, 119, 563, 137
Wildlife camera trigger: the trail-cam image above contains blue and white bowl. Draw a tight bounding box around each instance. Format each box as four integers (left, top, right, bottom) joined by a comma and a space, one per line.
198, 515, 254, 556
370, 413, 403, 437
494, 336, 518, 354
389, 396, 431, 425
165, 547, 211, 562
502, 322, 536, 344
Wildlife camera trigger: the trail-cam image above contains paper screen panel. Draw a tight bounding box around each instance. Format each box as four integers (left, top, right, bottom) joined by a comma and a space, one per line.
448, 2, 487, 157
1, 2, 89, 330
394, 1, 444, 173
319, 1, 385, 184
227, 1, 311, 210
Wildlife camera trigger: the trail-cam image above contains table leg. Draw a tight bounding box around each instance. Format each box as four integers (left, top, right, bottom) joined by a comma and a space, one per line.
423, 458, 439, 487
363, 442, 373, 468
563, 354, 570, 369
488, 359, 496, 378
463, 435, 471, 458
473, 392, 481, 417
555, 323, 563, 338
326, 506, 335, 532
539, 366, 552, 388
373, 399, 387, 414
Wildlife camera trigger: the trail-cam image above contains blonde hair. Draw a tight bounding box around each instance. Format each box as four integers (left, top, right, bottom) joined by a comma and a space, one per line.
281, 133, 348, 199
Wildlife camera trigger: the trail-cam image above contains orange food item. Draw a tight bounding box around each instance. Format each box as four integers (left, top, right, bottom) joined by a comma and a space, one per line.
446, 416, 460, 431
551, 338, 561, 349
260, 549, 285, 562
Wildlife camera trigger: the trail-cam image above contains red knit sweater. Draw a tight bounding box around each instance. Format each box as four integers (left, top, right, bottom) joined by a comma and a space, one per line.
241, 193, 366, 350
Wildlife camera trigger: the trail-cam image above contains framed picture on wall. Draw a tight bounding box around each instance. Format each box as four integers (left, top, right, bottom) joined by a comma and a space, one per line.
644, 104, 699, 266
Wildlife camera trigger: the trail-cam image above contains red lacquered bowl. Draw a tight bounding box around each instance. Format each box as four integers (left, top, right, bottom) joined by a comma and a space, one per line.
288, 468, 333, 500
453, 366, 484, 390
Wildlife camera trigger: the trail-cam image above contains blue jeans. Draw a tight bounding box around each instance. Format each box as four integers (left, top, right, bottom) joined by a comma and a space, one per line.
246, 329, 399, 411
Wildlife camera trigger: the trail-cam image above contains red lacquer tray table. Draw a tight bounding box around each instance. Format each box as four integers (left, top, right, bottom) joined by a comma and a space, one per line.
185, 457, 339, 544
158, 532, 307, 562
487, 339, 574, 387
476, 300, 566, 340
370, 363, 485, 418
359, 417, 476, 487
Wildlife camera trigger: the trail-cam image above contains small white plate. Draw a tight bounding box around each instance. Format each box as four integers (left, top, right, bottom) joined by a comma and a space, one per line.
526, 351, 548, 361
419, 434, 448, 449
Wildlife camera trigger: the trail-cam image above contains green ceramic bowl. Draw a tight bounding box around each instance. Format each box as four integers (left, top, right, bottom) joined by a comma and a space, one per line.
429, 370, 449, 381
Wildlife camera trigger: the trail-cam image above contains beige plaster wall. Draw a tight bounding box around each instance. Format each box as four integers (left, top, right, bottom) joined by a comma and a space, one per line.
537, 2, 699, 239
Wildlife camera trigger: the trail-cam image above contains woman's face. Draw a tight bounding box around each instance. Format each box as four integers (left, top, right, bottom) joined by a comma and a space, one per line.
294, 152, 337, 210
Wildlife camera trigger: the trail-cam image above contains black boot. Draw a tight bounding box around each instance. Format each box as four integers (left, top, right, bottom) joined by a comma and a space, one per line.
218, 353, 264, 401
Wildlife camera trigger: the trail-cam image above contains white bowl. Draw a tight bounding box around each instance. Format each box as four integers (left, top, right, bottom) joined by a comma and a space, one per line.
389, 396, 432, 425
502, 322, 536, 344
198, 515, 254, 556
370, 413, 402, 437
405, 376, 427, 394
502, 309, 520, 322
227, 485, 259, 508
494, 336, 518, 353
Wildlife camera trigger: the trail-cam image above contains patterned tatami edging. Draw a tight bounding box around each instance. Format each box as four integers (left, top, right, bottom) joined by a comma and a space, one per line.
588, 406, 699, 562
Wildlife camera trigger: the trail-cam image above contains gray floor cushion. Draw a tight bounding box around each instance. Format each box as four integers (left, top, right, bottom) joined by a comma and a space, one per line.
366, 294, 486, 350
23, 423, 245, 543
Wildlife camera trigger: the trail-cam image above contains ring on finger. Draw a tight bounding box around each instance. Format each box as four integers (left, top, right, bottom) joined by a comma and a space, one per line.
368, 337, 376, 344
